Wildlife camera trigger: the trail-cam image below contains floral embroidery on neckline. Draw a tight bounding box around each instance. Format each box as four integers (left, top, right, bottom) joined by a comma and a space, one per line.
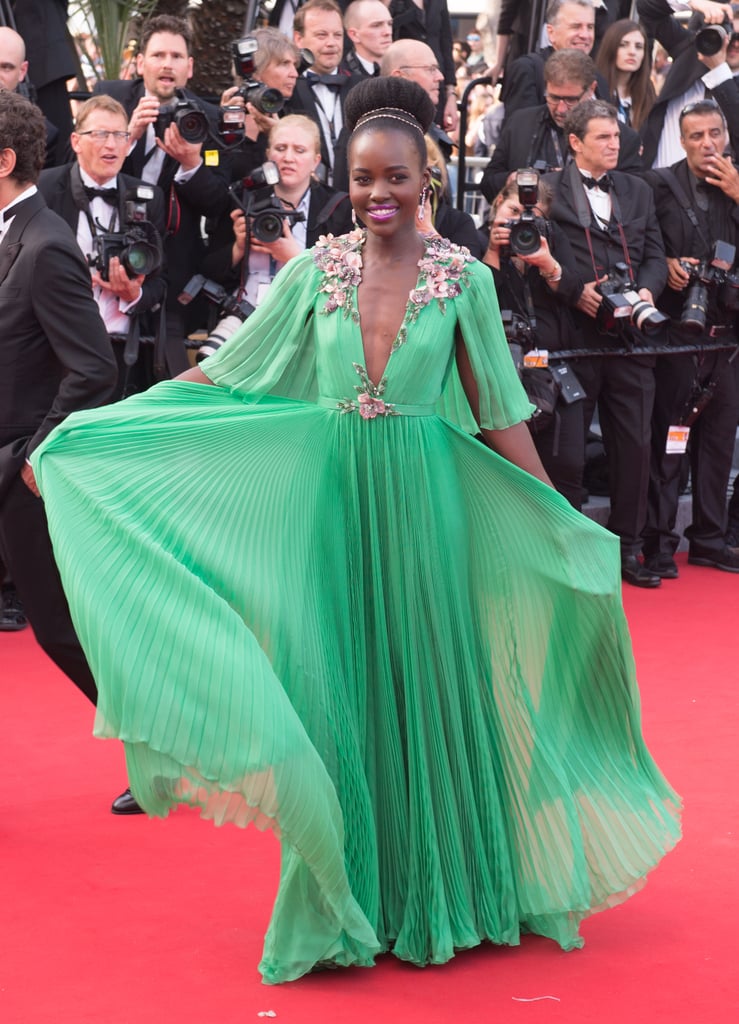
312, 228, 474, 352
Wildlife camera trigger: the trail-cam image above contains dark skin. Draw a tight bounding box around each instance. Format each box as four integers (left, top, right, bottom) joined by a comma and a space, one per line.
176, 124, 552, 488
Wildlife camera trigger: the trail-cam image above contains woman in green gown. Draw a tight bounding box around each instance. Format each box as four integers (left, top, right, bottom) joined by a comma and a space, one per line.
31, 78, 681, 984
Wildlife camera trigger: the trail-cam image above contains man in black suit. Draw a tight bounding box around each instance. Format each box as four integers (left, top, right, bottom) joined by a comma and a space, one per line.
481, 49, 642, 201
342, 0, 393, 77
288, 0, 363, 189
39, 95, 166, 399
500, 0, 610, 118
0, 90, 137, 809
546, 99, 668, 587
93, 15, 232, 369
638, 0, 739, 167
642, 99, 739, 574
0, 25, 59, 167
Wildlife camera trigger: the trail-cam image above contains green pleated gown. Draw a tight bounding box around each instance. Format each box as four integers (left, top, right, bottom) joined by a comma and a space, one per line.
32, 232, 681, 983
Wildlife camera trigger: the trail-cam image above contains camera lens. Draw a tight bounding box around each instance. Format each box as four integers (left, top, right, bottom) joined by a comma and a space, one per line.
681, 282, 709, 334
631, 301, 668, 336
254, 86, 285, 116
176, 108, 209, 144
509, 220, 541, 257
122, 242, 159, 277
695, 24, 728, 56
252, 210, 284, 243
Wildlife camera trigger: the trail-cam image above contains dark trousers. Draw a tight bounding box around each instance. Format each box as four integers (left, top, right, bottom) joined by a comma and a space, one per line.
530, 397, 585, 509
574, 354, 656, 556
645, 350, 738, 557
0, 474, 97, 705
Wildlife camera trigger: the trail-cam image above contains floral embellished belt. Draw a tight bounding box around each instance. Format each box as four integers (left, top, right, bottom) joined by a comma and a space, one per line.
317, 396, 436, 418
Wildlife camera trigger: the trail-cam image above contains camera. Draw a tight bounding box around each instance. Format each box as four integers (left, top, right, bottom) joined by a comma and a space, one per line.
500, 309, 535, 348
179, 274, 256, 361
694, 14, 736, 56
596, 262, 668, 336
232, 36, 286, 116
88, 185, 163, 281
679, 240, 739, 335
155, 89, 210, 144
504, 168, 548, 258
232, 161, 306, 244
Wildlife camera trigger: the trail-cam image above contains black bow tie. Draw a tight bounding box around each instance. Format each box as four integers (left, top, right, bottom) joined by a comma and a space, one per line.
581, 174, 611, 193
84, 186, 119, 205
305, 71, 346, 89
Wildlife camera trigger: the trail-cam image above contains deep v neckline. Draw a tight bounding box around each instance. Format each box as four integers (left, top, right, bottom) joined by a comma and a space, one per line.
354, 235, 425, 389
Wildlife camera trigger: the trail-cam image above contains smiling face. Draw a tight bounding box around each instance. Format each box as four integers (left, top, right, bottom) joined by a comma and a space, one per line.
136, 31, 193, 101
547, 3, 595, 54
71, 108, 130, 184
615, 29, 646, 74
349, 126, 428, 237
268, 122, 321, 192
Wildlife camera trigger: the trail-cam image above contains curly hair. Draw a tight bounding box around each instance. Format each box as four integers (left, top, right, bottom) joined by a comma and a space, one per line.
0, 90, 46, 185
344, 77, 435, 168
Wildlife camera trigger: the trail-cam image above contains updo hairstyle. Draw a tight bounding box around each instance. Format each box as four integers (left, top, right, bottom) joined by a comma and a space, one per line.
344, 77, 436, 169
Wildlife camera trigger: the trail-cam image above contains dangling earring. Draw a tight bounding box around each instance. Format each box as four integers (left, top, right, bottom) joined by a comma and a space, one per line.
417, 186, 429, 221
351, 207, 357, 226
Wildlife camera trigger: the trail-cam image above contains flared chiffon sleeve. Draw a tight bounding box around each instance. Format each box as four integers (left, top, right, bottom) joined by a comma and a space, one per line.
438, 259, 535, 432
200, 250, 320, 400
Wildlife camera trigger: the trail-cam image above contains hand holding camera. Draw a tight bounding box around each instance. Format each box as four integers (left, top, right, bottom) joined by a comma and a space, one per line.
91, 257, 145, 304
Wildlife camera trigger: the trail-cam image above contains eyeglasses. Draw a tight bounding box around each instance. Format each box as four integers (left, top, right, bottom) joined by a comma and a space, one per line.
399, 64, 442, 75
545, 89, 586, 108
76, 130, 131, 143
680, 98, 720, 117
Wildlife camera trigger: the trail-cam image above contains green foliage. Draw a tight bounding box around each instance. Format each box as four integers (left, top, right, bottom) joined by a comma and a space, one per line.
69, 0, 159, 81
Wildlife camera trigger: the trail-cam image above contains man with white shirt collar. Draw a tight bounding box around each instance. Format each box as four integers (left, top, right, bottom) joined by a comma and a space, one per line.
39, 95, 166, 399
93, 15, 232, 368
342, 0, 394, 78
288, 0, 364, 189
638, 0, 739, 166
545, 99, 668, 587
0, 90, 139, 810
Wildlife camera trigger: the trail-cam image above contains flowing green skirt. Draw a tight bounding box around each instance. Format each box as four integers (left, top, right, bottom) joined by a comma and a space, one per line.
33, 382, 681, 983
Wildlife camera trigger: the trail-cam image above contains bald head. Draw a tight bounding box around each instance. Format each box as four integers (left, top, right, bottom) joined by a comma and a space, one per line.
0, 27, 28, 93
380, 40, 443, 106
344, 0, 393, 63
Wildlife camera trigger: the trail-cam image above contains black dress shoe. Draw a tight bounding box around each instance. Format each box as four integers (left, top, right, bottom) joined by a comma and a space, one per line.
688, 545, 739, 573
621, 555, 662, 588
111, 787, 145, 815
643, 554, 679, 579
0, 585, 27, 631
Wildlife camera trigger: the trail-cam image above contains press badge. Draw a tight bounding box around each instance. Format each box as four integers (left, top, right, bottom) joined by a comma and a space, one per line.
523, 349, 548, 368
204, 149, 220, 166
666, 425, 690, 454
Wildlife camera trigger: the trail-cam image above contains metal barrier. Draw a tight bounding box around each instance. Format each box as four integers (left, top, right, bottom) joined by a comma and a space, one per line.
449, 155, 490, 225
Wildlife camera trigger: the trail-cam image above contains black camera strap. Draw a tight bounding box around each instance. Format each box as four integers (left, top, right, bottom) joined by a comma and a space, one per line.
652, 168, 711, 252
565, 160, 635, 283
69, 162, 120, 238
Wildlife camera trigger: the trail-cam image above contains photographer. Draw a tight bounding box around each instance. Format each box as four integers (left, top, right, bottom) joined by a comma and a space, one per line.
637, 0, 739, 167
39, 95, 166, 398
93, 15, 233, 368
195, 114, 353, 357
220, 28, 301, 182
642, 98, 739, 574
546, 99, 668, 587
483, 174, 585, 506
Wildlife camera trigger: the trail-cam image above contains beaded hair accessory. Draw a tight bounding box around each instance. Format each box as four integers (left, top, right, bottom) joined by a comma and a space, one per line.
352, 107, 425, 137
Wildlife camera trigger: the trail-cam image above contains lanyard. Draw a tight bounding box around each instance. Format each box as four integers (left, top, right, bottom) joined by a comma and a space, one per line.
565, 161, 635, 282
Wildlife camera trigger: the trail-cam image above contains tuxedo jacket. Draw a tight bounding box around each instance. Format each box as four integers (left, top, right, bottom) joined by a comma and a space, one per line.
500, 48, 611, 120
481, 104, 643, 201
0, 192, 116, 502
201, 182, 354, 289
643, 158, 739, 316
638, 0, 739, 167
92, 78, 232, 307
38, 164, 167, 319
286, 71, 364, 192
544, 165, 667, 342
340, 51, 378, 79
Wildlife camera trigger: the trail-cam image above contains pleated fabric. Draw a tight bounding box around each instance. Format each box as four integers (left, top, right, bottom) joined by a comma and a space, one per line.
32, 239, 681, 984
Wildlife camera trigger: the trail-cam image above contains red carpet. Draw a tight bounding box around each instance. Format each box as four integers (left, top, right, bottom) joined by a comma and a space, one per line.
1, 552, 737, 1023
